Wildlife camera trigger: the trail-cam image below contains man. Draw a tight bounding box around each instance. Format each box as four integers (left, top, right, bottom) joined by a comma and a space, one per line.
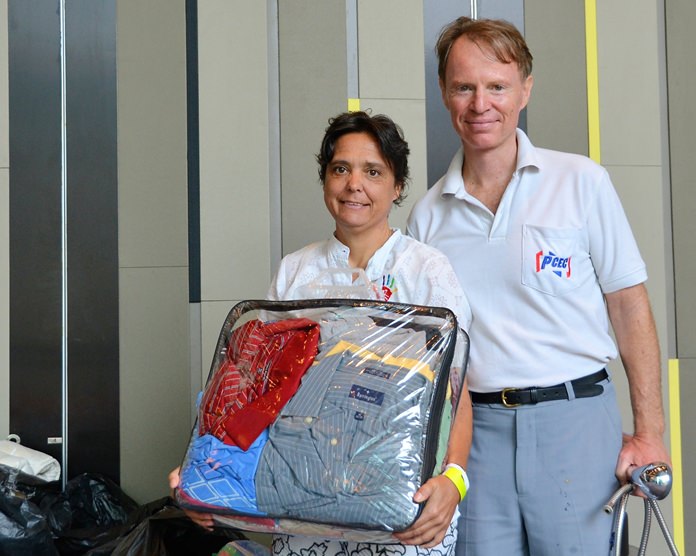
406, 16, 670, 555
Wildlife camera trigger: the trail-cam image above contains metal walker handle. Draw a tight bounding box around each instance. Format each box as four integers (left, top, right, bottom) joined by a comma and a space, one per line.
604, 463, 679, 556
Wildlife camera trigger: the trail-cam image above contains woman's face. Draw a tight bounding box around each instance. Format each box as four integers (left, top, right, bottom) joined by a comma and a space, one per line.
323, 132, 401, 240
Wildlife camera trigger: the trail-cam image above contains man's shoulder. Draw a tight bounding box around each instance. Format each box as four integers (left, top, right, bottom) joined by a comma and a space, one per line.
409, 180, 448, 218
405, 180, 451, 240
395, 233, 449, 261
520, 129, 602, 172
535, 145, 605, 174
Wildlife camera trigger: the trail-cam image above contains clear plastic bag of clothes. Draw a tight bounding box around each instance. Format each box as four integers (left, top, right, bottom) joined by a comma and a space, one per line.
174, 299, 468, 542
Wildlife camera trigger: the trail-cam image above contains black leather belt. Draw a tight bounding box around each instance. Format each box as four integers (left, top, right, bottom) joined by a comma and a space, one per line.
470, 369, 608, 407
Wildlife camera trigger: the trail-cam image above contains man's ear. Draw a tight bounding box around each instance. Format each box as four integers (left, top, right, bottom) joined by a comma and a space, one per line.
521, 74, 534, 109
440, 78, 449, 110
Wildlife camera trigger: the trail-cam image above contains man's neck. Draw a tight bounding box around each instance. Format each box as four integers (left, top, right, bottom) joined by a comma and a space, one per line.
461, 141, 518, 214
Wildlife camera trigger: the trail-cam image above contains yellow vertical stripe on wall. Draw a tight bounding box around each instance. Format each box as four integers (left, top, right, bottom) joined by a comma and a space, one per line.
584, 0, 601, 163
348, 98, 361, 112
668, 358, 686, 554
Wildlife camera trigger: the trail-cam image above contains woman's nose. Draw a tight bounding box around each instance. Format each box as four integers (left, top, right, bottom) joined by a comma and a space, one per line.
346, 173, 362, 191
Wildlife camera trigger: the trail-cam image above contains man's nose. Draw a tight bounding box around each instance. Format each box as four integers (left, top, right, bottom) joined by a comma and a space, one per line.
472, 90, 489, 112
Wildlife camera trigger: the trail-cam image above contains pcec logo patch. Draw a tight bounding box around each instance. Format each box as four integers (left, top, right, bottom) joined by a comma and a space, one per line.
535, 250, 571, 278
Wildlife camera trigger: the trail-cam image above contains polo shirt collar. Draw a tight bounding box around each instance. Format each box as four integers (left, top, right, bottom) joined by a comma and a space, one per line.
515, 128, 541, 173
440, 129, 541, 200
441, 148, 465, 197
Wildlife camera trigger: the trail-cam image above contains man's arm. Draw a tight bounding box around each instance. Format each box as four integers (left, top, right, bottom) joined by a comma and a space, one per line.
605, 283, 671, 483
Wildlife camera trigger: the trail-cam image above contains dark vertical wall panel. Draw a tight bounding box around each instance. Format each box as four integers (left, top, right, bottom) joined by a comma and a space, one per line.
65, 0, 119, 480
423, 1, 469, 187
186, 0, 201, 304
9, 0, 119, 481
9, 0, 63, 463
423, 1, 525, 186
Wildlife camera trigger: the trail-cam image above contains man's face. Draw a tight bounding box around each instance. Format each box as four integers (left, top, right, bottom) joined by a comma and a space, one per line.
440, 36, 533, 155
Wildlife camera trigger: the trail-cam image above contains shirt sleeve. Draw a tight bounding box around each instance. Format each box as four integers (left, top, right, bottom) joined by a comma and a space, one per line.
587, 169, 647, 293
266, 258, 288, 301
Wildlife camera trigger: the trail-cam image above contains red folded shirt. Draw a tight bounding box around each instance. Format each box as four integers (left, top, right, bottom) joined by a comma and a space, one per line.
199, 317, 319, 450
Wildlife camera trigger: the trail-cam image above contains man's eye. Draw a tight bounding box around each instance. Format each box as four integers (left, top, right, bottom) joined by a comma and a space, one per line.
368, 169, 380, 177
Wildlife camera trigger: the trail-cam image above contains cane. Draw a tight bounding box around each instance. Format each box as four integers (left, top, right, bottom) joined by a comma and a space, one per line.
604, 462, 679, 556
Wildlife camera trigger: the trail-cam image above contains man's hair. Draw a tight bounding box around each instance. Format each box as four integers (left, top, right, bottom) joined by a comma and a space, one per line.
317, 111, 410, 206
436, 16, 533, 82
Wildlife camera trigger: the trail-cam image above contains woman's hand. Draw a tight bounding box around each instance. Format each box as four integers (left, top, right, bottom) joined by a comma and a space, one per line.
392, 474, 461, 548
168, 466, 215, 530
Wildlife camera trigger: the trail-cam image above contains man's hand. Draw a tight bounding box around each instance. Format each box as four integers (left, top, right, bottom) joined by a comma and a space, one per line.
616, 432, 672, 492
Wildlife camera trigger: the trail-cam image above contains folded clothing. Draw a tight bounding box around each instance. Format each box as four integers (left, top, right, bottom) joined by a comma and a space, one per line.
199, 317, 319, 450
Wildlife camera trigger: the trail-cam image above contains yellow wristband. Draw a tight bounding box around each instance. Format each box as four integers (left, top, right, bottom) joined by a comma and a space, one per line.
443, 464, 469, 501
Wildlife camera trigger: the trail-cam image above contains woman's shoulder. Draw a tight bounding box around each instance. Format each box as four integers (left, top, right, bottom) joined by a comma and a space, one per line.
269, 239, 332, 301
278, 239, 330, 268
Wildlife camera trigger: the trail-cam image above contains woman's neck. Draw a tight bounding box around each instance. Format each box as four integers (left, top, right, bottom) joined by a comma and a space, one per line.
335, 225, 394, 270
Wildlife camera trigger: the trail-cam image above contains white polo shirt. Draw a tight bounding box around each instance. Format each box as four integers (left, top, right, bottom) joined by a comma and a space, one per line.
406, 129, 647, 392
267, 229, 472, 331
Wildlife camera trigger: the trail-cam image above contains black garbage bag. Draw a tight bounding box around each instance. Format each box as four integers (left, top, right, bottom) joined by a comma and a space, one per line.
0, 464, 60, 556
49, 473, 140, 555
1, 465, 246, 555
84, 501, 247, 556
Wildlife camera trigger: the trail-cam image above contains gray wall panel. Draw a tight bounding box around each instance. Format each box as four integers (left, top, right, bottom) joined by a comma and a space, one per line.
667, 0, 696, 547
679, 358, 696, 553
279, 0, 346, 255
116, 0, 189, 501
524, 0, 588, 155
667, 0, 696, 360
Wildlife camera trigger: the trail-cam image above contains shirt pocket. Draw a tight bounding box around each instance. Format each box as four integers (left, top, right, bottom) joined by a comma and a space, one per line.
522, 225, 582, 297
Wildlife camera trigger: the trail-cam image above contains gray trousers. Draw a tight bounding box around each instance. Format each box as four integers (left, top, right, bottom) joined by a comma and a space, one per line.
457, 375, 621, 556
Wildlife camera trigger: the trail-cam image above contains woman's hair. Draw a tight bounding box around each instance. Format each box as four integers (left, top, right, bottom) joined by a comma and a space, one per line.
317, 111, 410, 206
436, 16, 533, 82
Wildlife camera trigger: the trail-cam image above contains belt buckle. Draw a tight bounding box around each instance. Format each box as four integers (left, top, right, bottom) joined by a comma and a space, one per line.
501, 388, 520, 408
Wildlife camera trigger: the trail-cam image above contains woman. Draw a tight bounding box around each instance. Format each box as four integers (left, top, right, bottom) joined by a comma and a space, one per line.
171, 111, 472, 556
